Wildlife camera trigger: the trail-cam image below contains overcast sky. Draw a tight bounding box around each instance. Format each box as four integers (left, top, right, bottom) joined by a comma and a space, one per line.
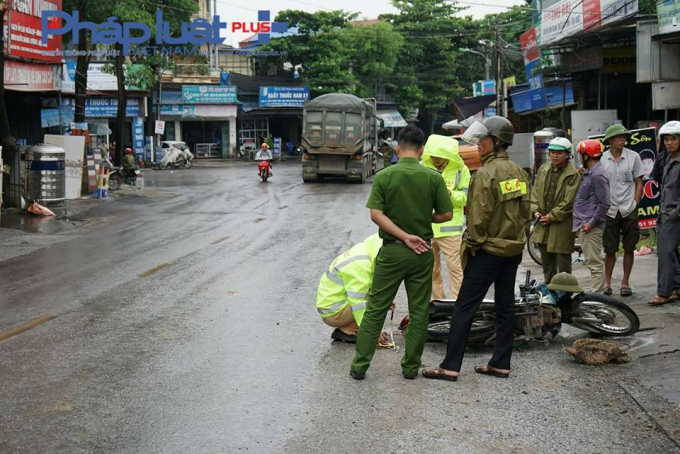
216, 0, 527, 45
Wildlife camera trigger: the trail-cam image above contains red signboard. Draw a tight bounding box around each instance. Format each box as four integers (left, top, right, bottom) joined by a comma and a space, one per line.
4, 59, 56, 91
4, 0, 62, 63
582, 0, 602, 31
519, 28, 539, 64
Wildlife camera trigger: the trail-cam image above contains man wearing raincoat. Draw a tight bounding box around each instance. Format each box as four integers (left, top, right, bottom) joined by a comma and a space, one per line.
422, 135, 471, 300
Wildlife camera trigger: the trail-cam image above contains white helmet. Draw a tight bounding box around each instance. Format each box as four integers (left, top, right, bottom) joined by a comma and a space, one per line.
659, 121, 680, 138
548, 137, 572, 152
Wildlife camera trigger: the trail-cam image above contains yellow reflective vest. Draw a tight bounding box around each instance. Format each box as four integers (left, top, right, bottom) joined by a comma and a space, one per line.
422, 136, 471, 238
316, 234, 382, 326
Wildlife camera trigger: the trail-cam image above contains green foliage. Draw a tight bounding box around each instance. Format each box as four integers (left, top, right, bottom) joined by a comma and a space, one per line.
380, 0, 481, 129
340, 23, 404, 98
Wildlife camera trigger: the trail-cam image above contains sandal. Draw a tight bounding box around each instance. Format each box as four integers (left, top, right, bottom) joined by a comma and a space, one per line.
649, 294, 679, 306
620, 286, 633, 297
474, 365, 510, 378
421, 367, 459, 382
603, 287, 613, 296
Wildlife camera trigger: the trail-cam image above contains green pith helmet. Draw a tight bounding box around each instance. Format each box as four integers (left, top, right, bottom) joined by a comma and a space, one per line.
482, 116, 515, 146
547, 273, 584, 293
603, 124, 631, 143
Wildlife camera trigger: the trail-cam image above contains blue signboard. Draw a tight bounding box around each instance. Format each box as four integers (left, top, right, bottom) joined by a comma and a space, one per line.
133, 117, 145, 156
525, 60, 544, 91
182, 85, 237, 104
259, 86, 310, 108
273, 137, 282, 157
61, 98, 142, 118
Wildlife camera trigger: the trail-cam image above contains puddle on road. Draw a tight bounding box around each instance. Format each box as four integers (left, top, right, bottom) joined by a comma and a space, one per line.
0, 211, 80, 235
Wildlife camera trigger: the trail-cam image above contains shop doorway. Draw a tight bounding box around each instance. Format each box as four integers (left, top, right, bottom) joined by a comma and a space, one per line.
181, 121, 223, 157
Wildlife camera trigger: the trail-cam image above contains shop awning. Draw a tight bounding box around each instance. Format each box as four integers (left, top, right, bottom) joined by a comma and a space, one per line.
377, 110, 408, 128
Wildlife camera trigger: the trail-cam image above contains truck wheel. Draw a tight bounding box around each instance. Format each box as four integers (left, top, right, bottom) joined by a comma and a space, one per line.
303, 175, 317, 183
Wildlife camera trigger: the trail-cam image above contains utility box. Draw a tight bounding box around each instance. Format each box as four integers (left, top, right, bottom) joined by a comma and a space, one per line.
26, 144, 66, 203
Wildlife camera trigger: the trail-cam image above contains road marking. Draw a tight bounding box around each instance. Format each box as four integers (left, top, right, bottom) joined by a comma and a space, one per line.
138, 262, 172, 278
0, 315, 56, 344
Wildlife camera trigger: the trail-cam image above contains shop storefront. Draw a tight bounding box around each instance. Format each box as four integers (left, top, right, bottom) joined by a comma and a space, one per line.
160, 85, 238, 158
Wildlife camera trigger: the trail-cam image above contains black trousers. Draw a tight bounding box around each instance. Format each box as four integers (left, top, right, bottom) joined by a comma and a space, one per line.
440, 249, 522, 372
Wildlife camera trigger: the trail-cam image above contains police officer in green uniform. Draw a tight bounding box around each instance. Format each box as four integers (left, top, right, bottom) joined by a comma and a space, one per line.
423, 116, 532, 381
350, 125, 453, 380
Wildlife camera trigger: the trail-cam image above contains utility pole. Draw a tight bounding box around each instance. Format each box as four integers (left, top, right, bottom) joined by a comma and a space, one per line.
495, 22, 502, 117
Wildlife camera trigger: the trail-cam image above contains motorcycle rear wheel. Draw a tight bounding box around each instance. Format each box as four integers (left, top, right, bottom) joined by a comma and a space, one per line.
108, 174, 123, 191
426, 303, 496, 343
569, 294, 639, 336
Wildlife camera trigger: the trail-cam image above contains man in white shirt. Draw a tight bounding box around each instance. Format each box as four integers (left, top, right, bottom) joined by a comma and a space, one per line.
601, 124, 644, 297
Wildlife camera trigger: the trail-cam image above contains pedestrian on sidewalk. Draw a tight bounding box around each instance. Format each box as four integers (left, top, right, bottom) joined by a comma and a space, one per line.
421, 134, 471, 300
573, 140, 610, 293
649, 121, 680, 305
422, 116, 532, 382
601, 124, 645, 297
350, 125, 453, 380
530, 137, 581, 286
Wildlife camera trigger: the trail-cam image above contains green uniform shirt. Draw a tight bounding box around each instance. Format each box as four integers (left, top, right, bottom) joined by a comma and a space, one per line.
366, 157, 453, 241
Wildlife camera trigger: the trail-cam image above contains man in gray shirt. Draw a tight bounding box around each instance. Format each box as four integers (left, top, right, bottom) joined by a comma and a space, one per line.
573, 140, 610, 292
601, 125, 644, 297
649, 121, 680, 305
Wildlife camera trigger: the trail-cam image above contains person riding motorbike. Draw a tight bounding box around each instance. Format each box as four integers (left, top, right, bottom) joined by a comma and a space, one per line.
122, 148, 136, 180
256, 143, 273, 176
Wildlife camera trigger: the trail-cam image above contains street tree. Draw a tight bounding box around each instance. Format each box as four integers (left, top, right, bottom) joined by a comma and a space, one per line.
380, 0, 481, 133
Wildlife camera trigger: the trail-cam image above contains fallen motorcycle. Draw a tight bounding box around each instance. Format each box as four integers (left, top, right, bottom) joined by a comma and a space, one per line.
400, 270, 639, 344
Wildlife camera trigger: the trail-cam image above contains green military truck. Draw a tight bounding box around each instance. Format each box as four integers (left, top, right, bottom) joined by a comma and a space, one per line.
301, 93, 379, 183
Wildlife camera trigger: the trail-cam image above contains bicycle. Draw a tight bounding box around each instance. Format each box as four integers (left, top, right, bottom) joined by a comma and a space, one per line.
526, 218, 584, 267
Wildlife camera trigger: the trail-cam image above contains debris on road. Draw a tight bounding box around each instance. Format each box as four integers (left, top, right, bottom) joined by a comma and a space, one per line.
566, 338, 631, 365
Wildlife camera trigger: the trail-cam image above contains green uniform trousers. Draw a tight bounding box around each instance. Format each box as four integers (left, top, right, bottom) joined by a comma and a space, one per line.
537, 243, 572, 286
351, 244, 434, 376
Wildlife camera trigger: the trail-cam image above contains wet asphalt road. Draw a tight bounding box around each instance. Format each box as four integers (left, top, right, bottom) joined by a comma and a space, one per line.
1, 162, 679, 454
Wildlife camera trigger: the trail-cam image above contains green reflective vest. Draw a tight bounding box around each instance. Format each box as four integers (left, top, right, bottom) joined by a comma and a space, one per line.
422, 137, 471, 238
316, 234, 382, 325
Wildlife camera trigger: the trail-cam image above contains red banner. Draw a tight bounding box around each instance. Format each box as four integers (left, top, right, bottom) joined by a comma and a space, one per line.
582, 0, 602, 31
4, 60, 56, 91
4, 0, 62, 63
519, 28, 539, 64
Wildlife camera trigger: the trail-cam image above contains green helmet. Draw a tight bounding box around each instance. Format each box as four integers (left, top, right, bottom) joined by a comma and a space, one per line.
547, 273, 584, 293
603, 124, 631, 143
482, 116, 514, 146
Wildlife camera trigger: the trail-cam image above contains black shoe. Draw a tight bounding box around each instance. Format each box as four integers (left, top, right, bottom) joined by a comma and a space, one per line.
331, 328, 357, 343
403, 371, 417, 380
350, 369, 365, 380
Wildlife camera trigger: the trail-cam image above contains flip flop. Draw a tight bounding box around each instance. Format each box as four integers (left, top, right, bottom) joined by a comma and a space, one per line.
620, 286, 633, 297
421, 367, 459, 382
603, 287, 613, 296
474, 365, 510, 378
648, 295, 679, 306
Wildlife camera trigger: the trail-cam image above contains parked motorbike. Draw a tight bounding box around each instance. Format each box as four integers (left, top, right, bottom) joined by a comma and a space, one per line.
155, 148, 186, 170
258, 159, 272, 182
400, 270, 639, 344
180, 148, 194, 169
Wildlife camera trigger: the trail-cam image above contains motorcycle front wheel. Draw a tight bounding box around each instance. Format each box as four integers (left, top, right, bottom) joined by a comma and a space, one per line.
569, 294, 640, 336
